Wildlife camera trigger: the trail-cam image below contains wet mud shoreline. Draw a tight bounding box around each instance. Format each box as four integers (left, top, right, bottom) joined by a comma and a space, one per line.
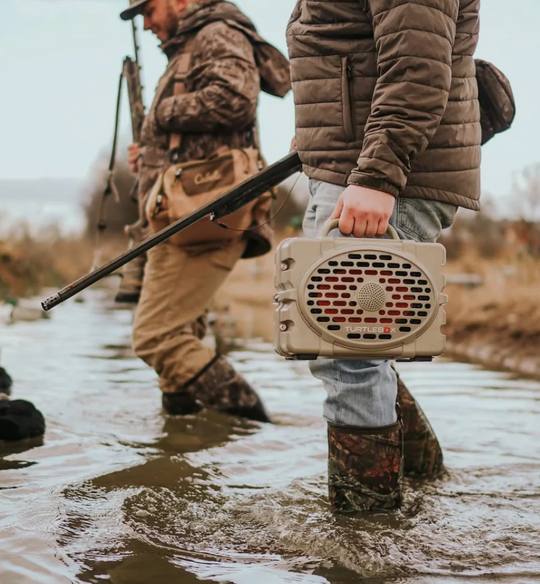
445, 332, 540, 379
444, 273, 540, 379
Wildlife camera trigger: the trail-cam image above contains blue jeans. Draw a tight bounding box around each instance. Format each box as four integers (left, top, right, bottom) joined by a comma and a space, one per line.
303, 179, 457, 428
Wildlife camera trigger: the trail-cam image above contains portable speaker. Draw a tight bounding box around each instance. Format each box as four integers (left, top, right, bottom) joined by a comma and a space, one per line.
274, 220, 448, 361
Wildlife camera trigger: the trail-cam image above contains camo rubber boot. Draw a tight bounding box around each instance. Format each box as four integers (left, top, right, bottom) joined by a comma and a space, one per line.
115, 224, 147, 305
395, 371, 444, 477
162, 355, 271, 423
328, 421, 403, 513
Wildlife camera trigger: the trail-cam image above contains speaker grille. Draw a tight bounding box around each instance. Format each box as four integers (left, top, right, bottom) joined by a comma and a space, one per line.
302, 250, 434, 346
358, 282, 386, 312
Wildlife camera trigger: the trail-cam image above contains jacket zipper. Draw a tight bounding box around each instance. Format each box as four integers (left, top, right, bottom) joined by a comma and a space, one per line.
341, 56, 355, 142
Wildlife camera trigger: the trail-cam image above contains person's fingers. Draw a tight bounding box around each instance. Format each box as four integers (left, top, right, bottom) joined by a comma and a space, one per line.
330, 198, 344, 220
338, 208, 355, 236
378, 216, 390, 237
376, 220, 387, 237
127, 144, 139, 161
352, 217, 368, 238
289, 136, 297, 152
364, 218, 378, 238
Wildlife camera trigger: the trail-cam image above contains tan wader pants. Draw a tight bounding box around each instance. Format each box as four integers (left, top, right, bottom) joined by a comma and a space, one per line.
132, 237, 246, 393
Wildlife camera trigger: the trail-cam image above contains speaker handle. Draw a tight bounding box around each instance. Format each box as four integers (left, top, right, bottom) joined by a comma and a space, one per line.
320, 219, 400, 240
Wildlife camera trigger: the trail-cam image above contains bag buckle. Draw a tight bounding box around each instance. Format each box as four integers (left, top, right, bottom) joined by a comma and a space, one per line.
170, 148, 181, 164
152, 193, 163, 219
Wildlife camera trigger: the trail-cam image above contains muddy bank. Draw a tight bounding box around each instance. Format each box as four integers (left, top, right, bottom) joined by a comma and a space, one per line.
445, 337, 540, 379
444, 288, 540, 378
443, 253, 540, 378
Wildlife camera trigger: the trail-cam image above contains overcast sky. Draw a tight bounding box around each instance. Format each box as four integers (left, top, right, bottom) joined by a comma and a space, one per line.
0, 0, 538, 212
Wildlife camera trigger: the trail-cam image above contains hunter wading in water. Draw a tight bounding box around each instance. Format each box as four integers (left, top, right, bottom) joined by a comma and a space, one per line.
287, 0, 481, 512
120, 0, 290, 421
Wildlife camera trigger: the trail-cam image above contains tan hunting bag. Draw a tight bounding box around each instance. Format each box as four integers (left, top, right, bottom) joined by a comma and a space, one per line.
145, 147, 264, 246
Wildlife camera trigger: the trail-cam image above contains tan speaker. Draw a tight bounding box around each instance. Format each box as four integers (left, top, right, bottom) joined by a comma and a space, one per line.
274, 220, 448, 361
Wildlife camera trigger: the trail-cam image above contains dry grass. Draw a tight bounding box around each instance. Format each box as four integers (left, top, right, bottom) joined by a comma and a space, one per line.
0, 228, 126, 300
444, 250, 540, 353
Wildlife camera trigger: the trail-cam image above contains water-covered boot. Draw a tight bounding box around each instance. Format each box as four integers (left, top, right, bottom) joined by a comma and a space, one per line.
328, 421, 403, 513
0, 396, 45, 441
115, 225, 147, 304
162, 355, 271, 423
395, 372, 444, 477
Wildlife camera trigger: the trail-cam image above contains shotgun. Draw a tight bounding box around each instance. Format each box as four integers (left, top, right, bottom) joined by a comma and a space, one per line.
42, 151, 302, 311
123, 20, 145, 144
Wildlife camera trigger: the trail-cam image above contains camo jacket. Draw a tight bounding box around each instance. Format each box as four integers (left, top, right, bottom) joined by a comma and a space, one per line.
138, 0, 290, 258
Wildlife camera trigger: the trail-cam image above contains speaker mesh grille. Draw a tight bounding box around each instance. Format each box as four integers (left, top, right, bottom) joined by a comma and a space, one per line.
304, 250, 433, 344
358, 282, 386, 311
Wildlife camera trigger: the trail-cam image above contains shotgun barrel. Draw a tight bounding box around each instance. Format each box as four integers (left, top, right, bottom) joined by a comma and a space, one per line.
41, 151, 302, 311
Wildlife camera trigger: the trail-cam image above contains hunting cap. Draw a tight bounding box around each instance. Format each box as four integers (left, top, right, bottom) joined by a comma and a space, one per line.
120, 0, 150, 21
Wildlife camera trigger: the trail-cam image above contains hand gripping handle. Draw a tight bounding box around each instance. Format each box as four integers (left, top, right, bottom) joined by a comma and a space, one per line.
319, 219, 400, 240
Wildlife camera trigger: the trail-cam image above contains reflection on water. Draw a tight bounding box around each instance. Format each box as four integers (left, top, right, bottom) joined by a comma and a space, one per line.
0, 289, 539, 584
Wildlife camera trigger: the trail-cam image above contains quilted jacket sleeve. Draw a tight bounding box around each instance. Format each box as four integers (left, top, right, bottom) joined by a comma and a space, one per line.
155, 22, 260, 133
347, 0, 459, 196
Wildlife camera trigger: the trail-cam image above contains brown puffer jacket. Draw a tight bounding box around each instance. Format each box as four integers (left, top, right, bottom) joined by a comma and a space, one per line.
287, 0, 481, 210
139, 0, 290, 257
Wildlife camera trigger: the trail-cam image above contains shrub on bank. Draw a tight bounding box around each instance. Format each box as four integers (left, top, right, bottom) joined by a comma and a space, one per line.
0, 223, 125, 301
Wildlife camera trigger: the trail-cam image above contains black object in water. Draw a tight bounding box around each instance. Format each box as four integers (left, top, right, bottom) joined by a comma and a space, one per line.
0, 398, 46, 441
0, 367, 13, 395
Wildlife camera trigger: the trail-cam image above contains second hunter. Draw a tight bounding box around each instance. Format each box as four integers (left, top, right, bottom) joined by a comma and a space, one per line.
120, 0, 290, 420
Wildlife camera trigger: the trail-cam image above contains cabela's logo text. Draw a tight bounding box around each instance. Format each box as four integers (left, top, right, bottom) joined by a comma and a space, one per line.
194, 170, 223, 185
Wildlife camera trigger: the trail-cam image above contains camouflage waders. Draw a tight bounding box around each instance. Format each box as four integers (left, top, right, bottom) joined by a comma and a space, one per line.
395, 371, 444, 477
162, 355, 270, 422
326, 372, 443, 513
328, 421, 403, 512
132, 239, 270, 422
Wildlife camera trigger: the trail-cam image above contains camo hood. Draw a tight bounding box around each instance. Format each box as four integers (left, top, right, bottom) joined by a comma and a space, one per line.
163, 0, 290, 98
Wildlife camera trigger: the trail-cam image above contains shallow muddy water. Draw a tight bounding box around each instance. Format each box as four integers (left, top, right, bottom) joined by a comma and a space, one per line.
1, 288, 540, 584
